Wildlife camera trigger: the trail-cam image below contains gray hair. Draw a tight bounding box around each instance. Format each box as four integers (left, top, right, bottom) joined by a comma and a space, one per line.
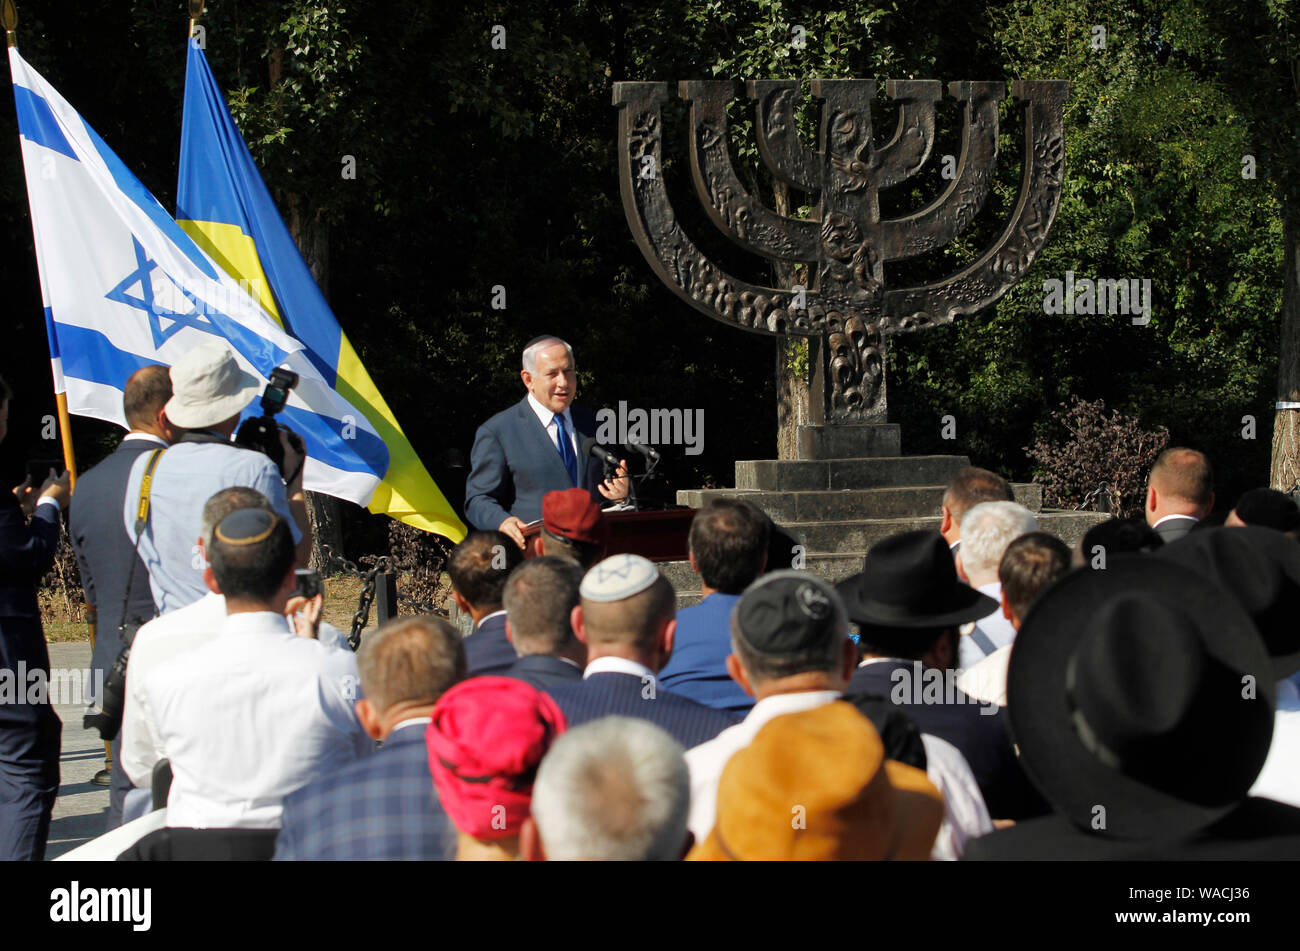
201, 486, 271, 549
522, 336, 575, 374
729, 569, 848, 686
531, 716, 689, 861
502, 556, 582, 656
959, 500, 1038, 581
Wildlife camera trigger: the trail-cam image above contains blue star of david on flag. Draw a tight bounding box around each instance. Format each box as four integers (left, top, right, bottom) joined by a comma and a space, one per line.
104, 236, 222, 348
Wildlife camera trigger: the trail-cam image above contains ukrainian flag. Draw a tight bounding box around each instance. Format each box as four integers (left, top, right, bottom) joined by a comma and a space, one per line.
177, 38, 465, 542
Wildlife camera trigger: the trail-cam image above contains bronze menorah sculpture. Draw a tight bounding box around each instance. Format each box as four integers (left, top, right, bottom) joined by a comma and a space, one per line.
614, 79, 1068, 431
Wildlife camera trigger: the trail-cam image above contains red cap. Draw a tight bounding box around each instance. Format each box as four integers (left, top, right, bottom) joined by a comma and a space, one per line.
426, 677, 566, 840
542, 488, 605, 546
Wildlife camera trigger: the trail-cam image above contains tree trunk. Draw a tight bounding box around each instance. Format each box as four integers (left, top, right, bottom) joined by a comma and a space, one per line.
772, 181, 816, 459
284, 192, 346, 571
1271, 203, 1300, 494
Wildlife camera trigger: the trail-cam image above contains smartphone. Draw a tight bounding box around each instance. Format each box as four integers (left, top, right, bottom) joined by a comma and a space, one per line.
293, 569, 322, 601
24, 458, 62, 485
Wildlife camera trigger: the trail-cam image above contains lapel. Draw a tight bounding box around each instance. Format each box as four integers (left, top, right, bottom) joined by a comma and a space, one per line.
515, 398, 574, 487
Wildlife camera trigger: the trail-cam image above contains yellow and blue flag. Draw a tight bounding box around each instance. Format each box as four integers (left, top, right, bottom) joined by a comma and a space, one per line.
177, 39, 465, 542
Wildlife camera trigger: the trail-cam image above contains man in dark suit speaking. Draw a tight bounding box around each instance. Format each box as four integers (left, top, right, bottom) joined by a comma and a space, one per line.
465, 336, 628, 548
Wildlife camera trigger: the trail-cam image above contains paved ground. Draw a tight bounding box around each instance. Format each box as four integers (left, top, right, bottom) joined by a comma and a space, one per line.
44, 640, 111, 859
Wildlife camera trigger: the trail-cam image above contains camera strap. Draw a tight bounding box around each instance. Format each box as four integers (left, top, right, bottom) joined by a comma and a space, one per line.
116, 448, 165, 647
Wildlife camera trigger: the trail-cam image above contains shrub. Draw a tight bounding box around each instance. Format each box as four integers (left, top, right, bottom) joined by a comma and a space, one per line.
1026, 396, 1169, 518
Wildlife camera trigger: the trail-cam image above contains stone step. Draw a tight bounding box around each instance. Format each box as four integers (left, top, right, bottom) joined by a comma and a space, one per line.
778, 510, 1104, 556
795, 423, 900, 459
678, 483, 1043, 522
735, 455, 971, 491
661, 510, 1108, 607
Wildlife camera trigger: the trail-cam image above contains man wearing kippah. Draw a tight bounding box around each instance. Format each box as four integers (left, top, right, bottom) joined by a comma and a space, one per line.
464, 336, 628, 549
126, 507, 369, 858
542, 554, 739, 749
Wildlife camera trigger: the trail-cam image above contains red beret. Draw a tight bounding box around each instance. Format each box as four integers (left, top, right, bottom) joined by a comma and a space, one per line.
542, 488, 605, 546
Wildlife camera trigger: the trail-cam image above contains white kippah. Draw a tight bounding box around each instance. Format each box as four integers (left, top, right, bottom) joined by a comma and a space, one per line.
580, 554, 660, 602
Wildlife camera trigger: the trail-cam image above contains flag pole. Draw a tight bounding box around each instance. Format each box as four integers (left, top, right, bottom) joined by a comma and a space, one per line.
188, 0, 204, 40
3, 2, 78, 487
4, 0, 106, 782
2, 0, 15, 48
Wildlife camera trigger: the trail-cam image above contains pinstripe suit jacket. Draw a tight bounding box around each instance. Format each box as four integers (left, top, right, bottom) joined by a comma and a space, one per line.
545, 673, 741, 750
273, 722, 452, 861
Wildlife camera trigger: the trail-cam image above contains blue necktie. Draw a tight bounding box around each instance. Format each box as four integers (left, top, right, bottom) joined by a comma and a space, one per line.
554, 412, 579, 486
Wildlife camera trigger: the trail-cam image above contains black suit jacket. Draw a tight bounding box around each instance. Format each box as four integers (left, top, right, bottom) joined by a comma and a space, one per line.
846, 660, 1047, 821
0, 481, 62, 771
1152, 515, 1198, 544
964, 798, 1300, 860
506, 653, 583, 691
464, 398, 605, 530
462, 613, 518, 678
69, 438, 164, 687
545, 672, 741, 749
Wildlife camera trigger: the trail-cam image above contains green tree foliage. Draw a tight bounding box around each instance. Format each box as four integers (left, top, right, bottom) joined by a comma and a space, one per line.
0, 0, 1291, 554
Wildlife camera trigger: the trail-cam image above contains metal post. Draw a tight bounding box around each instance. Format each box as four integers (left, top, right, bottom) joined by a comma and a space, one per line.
374, 571, 397, 625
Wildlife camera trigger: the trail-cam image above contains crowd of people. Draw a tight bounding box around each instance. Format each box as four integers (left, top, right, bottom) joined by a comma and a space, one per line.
4, 344, 1300, 861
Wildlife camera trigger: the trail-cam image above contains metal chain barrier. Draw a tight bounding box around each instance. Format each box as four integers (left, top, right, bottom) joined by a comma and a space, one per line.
1075, 482, 1118, 513
320, 545, 447, 650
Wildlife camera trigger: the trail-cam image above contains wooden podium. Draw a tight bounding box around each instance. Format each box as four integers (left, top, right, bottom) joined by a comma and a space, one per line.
523, 507, 697, 562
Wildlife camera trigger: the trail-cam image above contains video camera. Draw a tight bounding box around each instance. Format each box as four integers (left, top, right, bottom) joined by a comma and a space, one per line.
235, 367, 305, 480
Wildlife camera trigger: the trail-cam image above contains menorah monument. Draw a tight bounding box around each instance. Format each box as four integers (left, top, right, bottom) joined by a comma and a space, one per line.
614, 77, 1091, 596
614, 78, 1068, 460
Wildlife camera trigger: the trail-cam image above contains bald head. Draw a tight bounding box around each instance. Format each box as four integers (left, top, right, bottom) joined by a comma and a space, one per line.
123, 365, 173, 435
1146, 447, 1214, 523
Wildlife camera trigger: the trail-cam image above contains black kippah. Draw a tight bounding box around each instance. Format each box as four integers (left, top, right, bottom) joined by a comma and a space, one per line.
1235, 488, 1300, 532
214, 508, 278, 546
736, 576, 841, 655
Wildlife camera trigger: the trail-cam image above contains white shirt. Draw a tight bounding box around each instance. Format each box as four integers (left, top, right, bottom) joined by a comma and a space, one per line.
141, 611, 372, 829
1152, 513, 1199, 529
527, 392, 580, 462
922, 734, 994, 860
1250, 679, 1300, 806
583, 656, 656, 680
958, 581, 1017, 670
957, 644, 1013, 709
685, 690, 841, 840
121, 592, 349, 786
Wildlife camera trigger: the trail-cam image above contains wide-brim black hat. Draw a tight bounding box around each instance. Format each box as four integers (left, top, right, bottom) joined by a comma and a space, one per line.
1155, 525, 1300, 679
835, 530, 996, 629
1008, 556, 1275, 840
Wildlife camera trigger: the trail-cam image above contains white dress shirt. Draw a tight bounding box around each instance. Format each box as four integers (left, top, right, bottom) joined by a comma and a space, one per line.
1250, 679, 1300, 807
958, 581, 1017, 671
527, 392, 580, 463
957, 644, 1013, 709
685, 690, 841, 841
583, 656, 656, 680
141, 610, 372, 829
121, 592, 349, 787
921, 733, 994, 860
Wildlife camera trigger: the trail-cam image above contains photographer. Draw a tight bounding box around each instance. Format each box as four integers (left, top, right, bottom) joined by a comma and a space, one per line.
0, 375, 70, 860
121, 342, 312, 614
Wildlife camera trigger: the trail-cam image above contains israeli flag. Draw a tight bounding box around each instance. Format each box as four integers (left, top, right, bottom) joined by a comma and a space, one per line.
8, 47, 430, 522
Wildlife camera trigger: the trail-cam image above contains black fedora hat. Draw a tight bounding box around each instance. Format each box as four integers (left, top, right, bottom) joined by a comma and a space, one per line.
835, 530, 996, 628
1008, 556, 1275, 839
1155, 525, 1300, 679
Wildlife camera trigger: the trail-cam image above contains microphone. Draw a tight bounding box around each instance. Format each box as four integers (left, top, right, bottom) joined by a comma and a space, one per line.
581, 436, 621, 468
622, 441, 661, 463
